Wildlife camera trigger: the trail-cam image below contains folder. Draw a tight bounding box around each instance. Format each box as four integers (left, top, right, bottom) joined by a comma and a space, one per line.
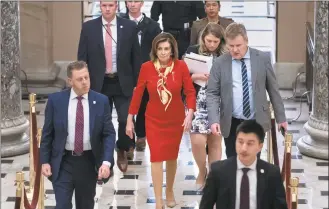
184, 52, 213, 87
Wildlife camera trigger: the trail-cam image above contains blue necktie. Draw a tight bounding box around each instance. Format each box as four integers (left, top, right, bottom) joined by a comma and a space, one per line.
241, 58, 251, 118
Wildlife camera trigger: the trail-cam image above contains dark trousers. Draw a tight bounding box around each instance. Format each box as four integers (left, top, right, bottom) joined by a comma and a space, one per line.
53, 151, 97, 209
101, 76, 135, 152
135, 90, 148, 138
225, 117, 261, 158
165, 28, 190, 59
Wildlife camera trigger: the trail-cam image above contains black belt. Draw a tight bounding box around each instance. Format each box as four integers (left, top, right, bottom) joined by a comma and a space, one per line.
65, 149, 92, 156
232, 117, 245, 123
105, 73, 118, 78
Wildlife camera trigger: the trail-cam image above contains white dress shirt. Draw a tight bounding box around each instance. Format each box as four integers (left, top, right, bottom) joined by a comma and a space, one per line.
235, 157, 257, 209
66, 88, 91, 151
66, 88, 111, 167
102, 16, 117, 73
129, 13, 143, 23
232, 47, 255, 120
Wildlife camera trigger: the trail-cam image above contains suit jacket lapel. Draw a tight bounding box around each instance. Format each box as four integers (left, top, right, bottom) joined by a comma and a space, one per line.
62, 89, 70, 135
116, 16, 122, 56
97, 17, 105, 59
88, 91, 96, 138
140, 29, 145, 45
256, 159, 266, 209
139, 15, 145, 44
226, 54, 233, 105
250, 48, 258, 92
229, 157, 237, 209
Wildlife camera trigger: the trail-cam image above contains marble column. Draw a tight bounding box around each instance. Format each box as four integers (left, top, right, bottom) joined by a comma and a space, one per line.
1, 2, 30, 157
297, 1, 329, 160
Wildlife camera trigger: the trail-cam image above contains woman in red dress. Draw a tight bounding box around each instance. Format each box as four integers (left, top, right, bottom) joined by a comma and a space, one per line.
126, 33, 196, 209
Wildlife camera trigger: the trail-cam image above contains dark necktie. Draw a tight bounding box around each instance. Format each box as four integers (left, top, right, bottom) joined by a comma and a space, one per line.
241, 58, 251, 118
240, 167, 250, 209
74, 96, 84, 154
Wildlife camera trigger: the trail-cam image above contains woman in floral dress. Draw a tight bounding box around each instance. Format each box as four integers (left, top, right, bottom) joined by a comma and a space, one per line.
185, 22, 227, 190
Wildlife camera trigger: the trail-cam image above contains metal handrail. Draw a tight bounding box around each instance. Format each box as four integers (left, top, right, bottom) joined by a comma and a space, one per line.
306, 22, 314, 52
305, 22, 314, 107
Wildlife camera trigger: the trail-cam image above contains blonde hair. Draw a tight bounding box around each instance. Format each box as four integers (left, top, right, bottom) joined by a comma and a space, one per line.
150, 33, 179, 63
225, 22, 248, 41
198, 22, 227, 56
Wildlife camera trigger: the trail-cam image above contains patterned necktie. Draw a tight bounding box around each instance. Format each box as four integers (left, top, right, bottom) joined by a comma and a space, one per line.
241, 58, 251, 118
105, 23, 112, 74
74, 96, 84, 154
240, 168, 250, 209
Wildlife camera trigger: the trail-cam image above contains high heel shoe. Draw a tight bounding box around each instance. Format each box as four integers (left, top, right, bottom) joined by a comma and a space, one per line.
195, 168, 208, 191
165, 190, 177, 208
166, 199, 177, 208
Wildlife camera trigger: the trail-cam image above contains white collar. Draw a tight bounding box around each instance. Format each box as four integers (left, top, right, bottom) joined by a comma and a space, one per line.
70, 88, 88, 100
129, 13, 143, 23
102, 15, 117, 26
237, 157, 257, 171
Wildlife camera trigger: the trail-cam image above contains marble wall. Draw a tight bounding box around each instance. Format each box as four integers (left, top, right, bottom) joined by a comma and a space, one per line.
19, 2, 54, 81
277, 2, 314, 63
18, 2, 82, 96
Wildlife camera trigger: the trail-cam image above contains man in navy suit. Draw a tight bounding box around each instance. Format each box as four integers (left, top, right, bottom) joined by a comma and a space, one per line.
78, 1, 141, 172
199, 120, 287, 209
40, 61, 116, 209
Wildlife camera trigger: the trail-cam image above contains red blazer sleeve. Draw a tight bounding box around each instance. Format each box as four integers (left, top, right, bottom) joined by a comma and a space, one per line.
180, 61, 196, 111
128, 63, 147, 115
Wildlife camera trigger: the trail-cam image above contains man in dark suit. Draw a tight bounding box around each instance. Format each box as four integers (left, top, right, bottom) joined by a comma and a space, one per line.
40, 61, 116, 209
77, 1, 141, 172
119, 0, 162, 158
199, 120, 287, 209
151, 1, 206, 58
190, 0, 234, 45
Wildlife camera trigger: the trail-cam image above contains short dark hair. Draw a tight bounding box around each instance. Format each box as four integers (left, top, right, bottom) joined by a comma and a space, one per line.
236, 120, 265, 143
67, 61, 88, 78
204, 1, 220, 6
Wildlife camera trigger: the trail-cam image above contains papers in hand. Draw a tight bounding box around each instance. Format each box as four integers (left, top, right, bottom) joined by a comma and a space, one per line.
184, 52, 213, 87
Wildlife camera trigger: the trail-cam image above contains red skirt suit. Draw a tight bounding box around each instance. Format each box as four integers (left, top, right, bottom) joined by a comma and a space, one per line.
128, 60, 196, 162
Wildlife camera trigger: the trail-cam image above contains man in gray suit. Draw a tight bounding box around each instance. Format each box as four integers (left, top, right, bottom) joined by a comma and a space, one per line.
206, 23, 287, 158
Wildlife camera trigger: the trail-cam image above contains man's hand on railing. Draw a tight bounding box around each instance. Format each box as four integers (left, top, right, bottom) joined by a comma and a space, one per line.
41, 164, 52, 177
